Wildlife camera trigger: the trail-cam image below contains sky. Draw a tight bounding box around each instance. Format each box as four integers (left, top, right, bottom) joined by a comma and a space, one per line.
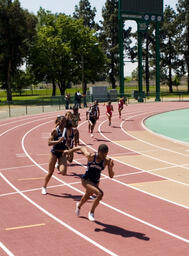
19, 0, 179, 75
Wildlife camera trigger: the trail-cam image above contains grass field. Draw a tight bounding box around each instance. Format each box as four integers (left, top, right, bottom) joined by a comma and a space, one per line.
0, 79, 188, 104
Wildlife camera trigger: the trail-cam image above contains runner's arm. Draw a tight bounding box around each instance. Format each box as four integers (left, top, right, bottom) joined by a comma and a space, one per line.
106, 158, 114, 178
48, 129, 64, 146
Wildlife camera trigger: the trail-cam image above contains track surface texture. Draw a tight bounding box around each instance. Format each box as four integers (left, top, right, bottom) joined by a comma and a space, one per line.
1, 101, 189, 256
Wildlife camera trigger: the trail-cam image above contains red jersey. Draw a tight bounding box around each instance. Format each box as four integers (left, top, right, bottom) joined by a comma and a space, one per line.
118, 99, 124, 108
106, 105, 112, 115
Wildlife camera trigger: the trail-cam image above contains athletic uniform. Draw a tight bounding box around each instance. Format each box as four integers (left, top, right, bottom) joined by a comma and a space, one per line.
72, 113, 80, 145
106, 105, 112, 116
51, 126, 67, 158
118, 99, 124, 110
63, 127, 74, 149
82, 154, 105, 184
89, 105, 99, 125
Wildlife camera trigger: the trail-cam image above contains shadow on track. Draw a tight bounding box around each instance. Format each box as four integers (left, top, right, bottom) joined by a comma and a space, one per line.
47, 192, 82, 201
79, 217, 150, 240
94, 220, 150, 240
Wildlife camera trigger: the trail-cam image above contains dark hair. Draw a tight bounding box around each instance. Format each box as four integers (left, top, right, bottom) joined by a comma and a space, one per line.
55, 115, 65, 125
98, 144, 108, 153
65, 119, 72, 128
73, 106, 78, 112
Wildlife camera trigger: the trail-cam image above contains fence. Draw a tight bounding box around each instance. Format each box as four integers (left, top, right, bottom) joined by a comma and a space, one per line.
0, 92, 189, 119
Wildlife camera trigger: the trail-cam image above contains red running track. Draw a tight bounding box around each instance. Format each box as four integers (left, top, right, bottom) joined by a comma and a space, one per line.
0, 102, 189, 255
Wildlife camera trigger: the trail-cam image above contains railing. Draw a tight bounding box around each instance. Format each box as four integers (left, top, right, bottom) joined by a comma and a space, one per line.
0, 92, 189, 119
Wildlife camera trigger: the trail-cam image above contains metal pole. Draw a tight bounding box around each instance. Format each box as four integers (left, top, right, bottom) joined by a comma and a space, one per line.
118, 0, 124, 96
155, 22, 161, 101
8, 102, 11, 117
137, 23, 143, 102
81, 55, 85, 95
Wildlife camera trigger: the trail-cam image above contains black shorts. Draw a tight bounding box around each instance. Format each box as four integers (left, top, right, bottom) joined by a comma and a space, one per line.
51, 144, 68, 158
51, 150, 63, 158
89, 117, 96, 125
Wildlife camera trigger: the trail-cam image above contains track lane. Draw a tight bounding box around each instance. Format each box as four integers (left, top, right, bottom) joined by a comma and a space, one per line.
1, 102, 189, 255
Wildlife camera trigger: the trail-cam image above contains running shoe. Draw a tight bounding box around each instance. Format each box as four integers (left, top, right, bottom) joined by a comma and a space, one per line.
56, 163, 60, 174
75, 202, 80, 216
91, 133, 94, 137
88, 212, 95, 221
41, 187, 47, 195
89, 195, 96, 200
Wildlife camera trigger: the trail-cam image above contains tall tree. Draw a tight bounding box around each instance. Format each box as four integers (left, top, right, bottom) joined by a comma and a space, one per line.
0, 0, 37, 101
159, 6, 184, 92
143, 25, 155, 95
28, 11, 105, 96
73, 0, 97, 29
100, 0, 119, 89
73, 0, 100, 94
177, 0, 189, 92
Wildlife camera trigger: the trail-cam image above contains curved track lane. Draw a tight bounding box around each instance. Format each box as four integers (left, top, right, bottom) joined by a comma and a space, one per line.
1, 102, 189, 255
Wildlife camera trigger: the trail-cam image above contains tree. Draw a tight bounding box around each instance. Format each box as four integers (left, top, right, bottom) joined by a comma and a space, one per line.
143, 25, 156, 95
73, 0, 102, 94
177, 0, 189, 92
73, 0, 97, 29
28, 11, 106, 96
0, 0, 37, 101
159, 6, 184, 92
100, 0, 119, 89
12, 70, 33, 96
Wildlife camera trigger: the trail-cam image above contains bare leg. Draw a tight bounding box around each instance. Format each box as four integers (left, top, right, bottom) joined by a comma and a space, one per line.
79, 180, 103, 214
43, 153, 57, 188
108, 115, 111, 126
58, 153, 67, 175
118, 109, 121, 118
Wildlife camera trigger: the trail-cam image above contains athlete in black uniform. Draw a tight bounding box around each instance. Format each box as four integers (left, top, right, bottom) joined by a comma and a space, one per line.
65, 144, 114, 221
42, 116, 67, 195
86, 100, 100, 137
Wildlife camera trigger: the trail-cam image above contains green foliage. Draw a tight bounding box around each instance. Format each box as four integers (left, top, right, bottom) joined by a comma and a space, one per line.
124, 76, 132, 82
176, 0, 189, 91
73, 0, 97, 29
100, 0, 119, 89
28, 10, 106, 96
0, 0, 37, 101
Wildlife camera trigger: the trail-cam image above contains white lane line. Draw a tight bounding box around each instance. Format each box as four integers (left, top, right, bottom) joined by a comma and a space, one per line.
0, 163, 48, 172
0, 116, 53, 137
98, 113, 189, 187
20, 119, 189, 244
0, 241, 15, 256
0, 184, 67, 197
0, 172, 118, 256
79, 116, 189, 210
0, 171, 143, 198
1, 106, 189, 248
142, 114, 189, 147
123, 114, 189, 157
0, 110, 64, 127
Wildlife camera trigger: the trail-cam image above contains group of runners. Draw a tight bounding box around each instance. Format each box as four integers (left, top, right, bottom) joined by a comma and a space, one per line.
41, 98, 127, 221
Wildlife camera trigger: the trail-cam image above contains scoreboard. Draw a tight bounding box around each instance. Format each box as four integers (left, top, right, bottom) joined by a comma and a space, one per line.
121, 0, 163, 15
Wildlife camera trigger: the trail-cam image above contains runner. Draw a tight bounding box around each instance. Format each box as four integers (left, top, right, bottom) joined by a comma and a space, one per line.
86, 100, 100, 137
118, 97, 127, 119
65, 144, 114, 221
106, 101, 113, 126
72, 106, 81, 147
42, 116, 67, 195
63, 119, 74, 163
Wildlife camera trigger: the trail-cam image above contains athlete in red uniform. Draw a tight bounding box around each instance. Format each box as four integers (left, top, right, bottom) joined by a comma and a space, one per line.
118, 97, 127, 118
106, 101, 113, 126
